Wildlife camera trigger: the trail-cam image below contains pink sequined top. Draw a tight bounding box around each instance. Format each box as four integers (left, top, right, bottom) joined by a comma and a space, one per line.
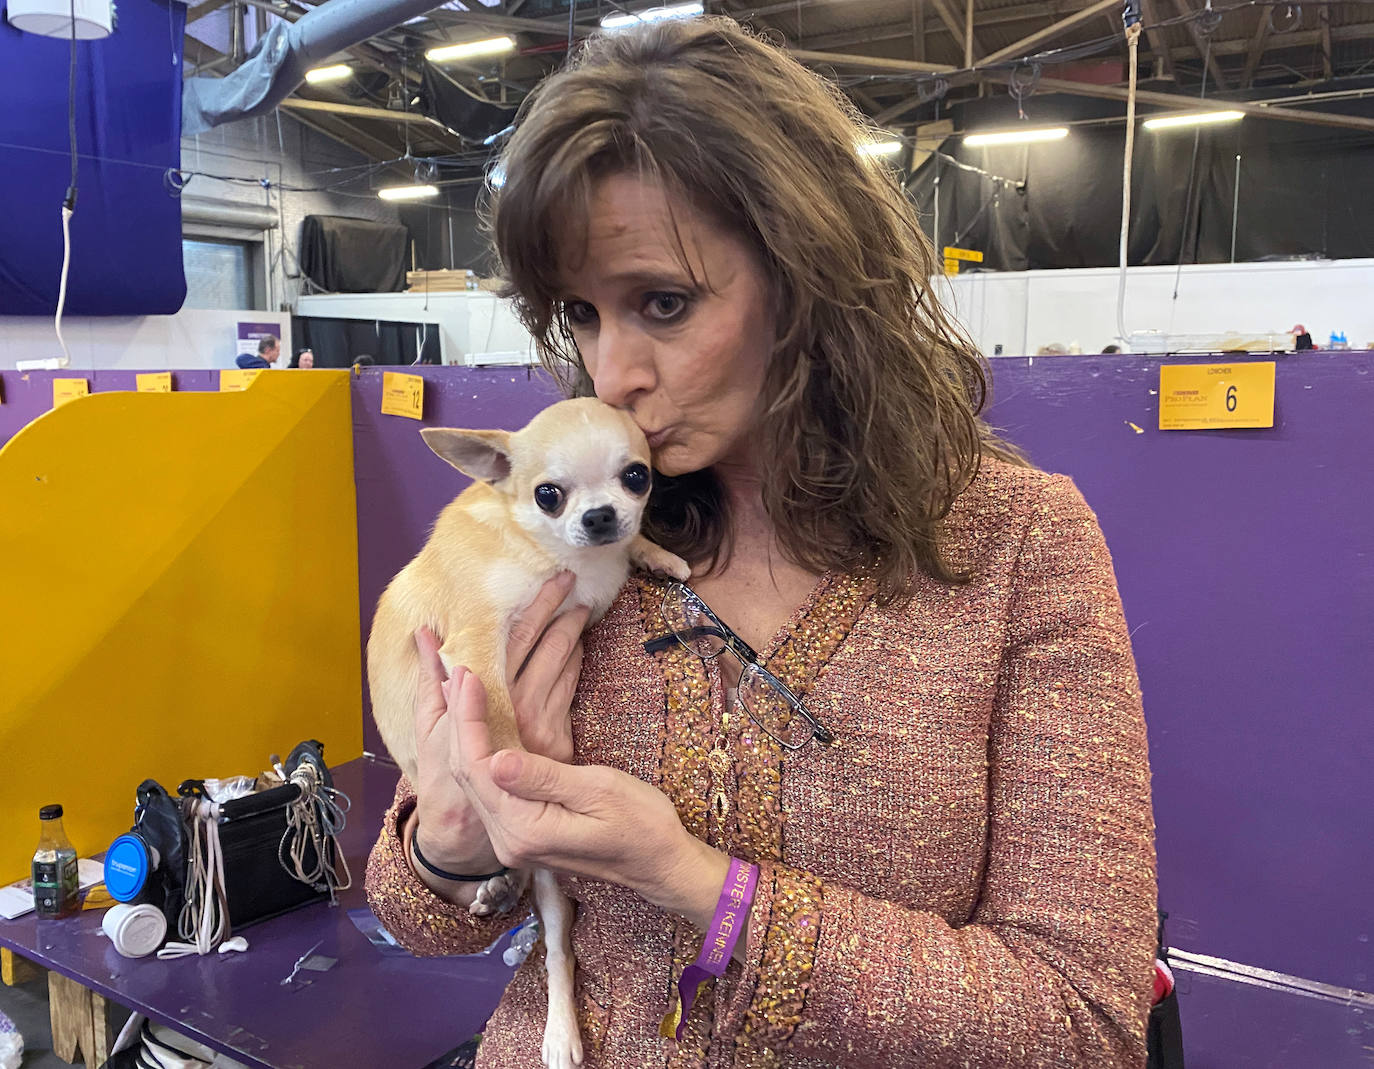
366, 461, 1158, 1068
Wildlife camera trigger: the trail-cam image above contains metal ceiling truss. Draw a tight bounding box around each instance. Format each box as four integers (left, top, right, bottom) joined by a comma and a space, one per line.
183, 0, 1374, 168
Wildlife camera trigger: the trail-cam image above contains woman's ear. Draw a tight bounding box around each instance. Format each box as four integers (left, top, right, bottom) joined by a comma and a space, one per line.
420, 428, 513, 483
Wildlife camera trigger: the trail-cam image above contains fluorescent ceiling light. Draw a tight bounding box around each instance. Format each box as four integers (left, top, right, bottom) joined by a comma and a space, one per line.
600, 2, 703, 30
1143, 110, 1245, 130
963, 127, 1069, 147
425, 36, 515, 63
304, 64, 352, 85
489, 163, 507, 189
858, 139, 904, 157
378, 184, 440, 201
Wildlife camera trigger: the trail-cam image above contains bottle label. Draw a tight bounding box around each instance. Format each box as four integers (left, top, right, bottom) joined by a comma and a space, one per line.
33, 855, 78, 915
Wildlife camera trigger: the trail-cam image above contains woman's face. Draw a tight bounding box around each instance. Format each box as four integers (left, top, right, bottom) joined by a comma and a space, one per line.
556, 173, 776, 478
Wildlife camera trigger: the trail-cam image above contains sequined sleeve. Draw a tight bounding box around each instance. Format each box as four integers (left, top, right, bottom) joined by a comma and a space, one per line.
721, 476, 1157, 1067
364, 777, 527, 957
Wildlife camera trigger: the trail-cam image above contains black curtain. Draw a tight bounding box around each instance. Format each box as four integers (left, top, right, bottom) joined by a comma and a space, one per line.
290, 316, 441, 366
907, 91, 1374, 271
299, 215, 409, 292
422, 61, 516, 143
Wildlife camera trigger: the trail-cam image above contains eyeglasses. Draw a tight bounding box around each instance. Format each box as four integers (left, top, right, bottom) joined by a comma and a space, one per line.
642, 582, 834, 751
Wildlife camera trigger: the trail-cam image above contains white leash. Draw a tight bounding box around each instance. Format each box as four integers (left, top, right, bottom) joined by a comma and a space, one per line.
157, 799, 228, 959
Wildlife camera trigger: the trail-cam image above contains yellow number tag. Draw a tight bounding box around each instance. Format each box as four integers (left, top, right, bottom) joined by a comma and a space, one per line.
1159, 362, 1276, 430
136, 372, 173, 393
381, 372, 425, 420
52, 378, 89, 408
219, 369, 260, 392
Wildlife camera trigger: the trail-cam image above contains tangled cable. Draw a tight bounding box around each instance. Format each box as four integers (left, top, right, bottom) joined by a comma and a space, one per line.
278, 762, 353, 904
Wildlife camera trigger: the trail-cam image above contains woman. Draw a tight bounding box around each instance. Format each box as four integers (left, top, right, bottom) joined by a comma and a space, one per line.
366, 16, 1156, 1068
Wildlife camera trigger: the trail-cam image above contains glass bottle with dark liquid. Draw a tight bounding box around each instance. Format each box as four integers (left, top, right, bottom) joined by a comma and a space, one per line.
32, 804, 79, 919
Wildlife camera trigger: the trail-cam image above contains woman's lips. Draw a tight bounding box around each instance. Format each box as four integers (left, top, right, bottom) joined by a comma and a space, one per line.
644, 427, 671, 449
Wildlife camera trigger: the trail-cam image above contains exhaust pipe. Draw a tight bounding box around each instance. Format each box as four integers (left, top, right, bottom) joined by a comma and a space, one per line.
183, 0, 443, 134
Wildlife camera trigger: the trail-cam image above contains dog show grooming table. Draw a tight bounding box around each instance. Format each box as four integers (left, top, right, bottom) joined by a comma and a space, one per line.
0, 758, 520, 1069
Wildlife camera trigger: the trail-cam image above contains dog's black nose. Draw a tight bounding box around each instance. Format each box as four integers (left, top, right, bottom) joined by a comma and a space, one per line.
581, 505, 618, 542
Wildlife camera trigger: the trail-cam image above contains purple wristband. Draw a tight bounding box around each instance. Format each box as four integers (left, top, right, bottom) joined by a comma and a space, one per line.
660, 857, 760, 1042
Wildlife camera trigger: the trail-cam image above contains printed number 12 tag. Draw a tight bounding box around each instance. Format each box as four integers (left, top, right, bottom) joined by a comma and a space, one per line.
381, 372, 424, 420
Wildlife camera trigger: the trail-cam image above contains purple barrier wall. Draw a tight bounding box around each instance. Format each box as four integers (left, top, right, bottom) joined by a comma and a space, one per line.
0, 370, 221, 445
350, 354, 1373, 1065
350, 366, 561, 758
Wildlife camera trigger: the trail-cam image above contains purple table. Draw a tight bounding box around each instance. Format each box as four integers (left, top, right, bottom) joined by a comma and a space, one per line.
0, 757, 518, 1069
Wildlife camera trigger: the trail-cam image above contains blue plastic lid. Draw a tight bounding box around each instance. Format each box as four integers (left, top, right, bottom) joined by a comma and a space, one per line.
104, 834, 150, 902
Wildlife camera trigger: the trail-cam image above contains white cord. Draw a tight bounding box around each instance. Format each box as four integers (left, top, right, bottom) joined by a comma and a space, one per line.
54, 205, 74, 366
157, 799, 228, 959
1116, 22, 1143, 347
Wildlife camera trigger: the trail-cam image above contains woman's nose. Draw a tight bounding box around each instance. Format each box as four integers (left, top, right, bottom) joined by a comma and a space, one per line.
588, 321, 655, 407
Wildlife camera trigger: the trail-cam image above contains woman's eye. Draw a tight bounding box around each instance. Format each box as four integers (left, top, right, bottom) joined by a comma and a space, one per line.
563, 301, 597, 326
644, 293, 687, 321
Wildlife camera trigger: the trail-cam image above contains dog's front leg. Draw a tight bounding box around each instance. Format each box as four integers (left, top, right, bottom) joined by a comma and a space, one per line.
628, 535, 691, 581
534, 868, 582, 1069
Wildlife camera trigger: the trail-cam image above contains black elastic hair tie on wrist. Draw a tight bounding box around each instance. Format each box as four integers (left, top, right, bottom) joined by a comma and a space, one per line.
411, 819, 510, 882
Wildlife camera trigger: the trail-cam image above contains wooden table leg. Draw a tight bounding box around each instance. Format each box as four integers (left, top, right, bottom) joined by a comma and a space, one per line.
1, 946, 41, 986
47, 971, 110, 1069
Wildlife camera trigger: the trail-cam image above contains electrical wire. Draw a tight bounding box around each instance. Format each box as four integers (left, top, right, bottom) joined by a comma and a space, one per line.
54, 0, 80, 368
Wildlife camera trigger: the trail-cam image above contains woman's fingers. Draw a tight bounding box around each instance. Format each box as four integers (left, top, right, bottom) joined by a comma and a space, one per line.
506, 571, 576, 677
412, 627, 450, 743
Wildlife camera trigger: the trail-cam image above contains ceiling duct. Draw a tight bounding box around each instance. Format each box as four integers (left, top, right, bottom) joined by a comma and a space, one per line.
183, 0, 445, 134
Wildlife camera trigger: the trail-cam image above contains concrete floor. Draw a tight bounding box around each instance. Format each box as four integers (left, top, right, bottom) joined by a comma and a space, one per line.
0, 973, 133, 1069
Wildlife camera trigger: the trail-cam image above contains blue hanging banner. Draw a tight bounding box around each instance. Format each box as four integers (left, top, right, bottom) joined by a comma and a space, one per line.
0, 0, 187, 316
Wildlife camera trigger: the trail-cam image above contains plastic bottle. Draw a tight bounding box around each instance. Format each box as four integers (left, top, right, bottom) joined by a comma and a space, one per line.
32, 805, 79, 919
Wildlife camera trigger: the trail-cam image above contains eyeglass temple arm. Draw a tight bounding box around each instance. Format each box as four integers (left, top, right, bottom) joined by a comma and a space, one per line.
642, 625, 729, 655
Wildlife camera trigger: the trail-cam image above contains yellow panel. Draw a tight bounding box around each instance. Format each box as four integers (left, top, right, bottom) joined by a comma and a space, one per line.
0, 371, 362, 881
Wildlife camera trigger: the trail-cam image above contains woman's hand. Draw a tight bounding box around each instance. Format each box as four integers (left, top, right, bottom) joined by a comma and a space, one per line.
444, 667, 732, 931
408, 571, 590, 895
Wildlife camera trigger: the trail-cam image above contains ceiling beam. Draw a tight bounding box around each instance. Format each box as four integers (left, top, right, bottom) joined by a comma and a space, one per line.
1319, 6, 1333, 82
978, 0, 1119, 68
963, 0, 975, 67
1139, 0, 1177, 82
187, 0, 231, 25
787, 47, 1374, 133
1241, 5, 1271, 89
1171, 0, 1229, 89
913, 0, 926, 62
282, 97, 436, 123
1033, 73, 1374, 132
928, 0, 983, 63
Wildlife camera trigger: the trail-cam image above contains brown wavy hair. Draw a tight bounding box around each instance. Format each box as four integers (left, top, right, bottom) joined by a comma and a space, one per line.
487, 16, 1024, 600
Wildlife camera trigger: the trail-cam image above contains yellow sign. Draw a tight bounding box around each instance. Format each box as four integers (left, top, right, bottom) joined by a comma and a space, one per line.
942, 246, 984, 263
1159, 362, 1276, 430
219, 369, 260, 392
136, 372, 172, 393
53, 378, 89, 408
943, 257, 960, 275
381, 372, 424, 420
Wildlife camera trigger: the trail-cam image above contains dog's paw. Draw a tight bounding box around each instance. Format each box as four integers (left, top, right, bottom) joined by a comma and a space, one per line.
634, 545, 691, 582
467, 871, 525, 917
541, 1005, 583, 1069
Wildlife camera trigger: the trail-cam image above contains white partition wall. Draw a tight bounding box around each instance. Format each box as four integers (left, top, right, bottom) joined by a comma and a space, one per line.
937, 258, 1374, 357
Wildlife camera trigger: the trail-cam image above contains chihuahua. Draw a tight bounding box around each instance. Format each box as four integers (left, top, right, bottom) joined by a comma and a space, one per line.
367, 397, 689, 1069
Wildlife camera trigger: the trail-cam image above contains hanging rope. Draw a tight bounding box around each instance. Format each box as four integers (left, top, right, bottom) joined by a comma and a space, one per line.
1115, 20, 1144, 346
279, 762, 352, 904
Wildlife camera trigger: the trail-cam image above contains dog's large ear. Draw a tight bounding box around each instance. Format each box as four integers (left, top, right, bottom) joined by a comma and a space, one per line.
420, 428, 513, 483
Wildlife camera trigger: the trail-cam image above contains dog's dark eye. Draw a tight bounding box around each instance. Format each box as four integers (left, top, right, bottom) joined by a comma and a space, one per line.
621, 464, 650, 495
534, 484, 564, 513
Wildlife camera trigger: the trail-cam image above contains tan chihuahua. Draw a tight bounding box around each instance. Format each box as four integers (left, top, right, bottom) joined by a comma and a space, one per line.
367, 397, 688, 1069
